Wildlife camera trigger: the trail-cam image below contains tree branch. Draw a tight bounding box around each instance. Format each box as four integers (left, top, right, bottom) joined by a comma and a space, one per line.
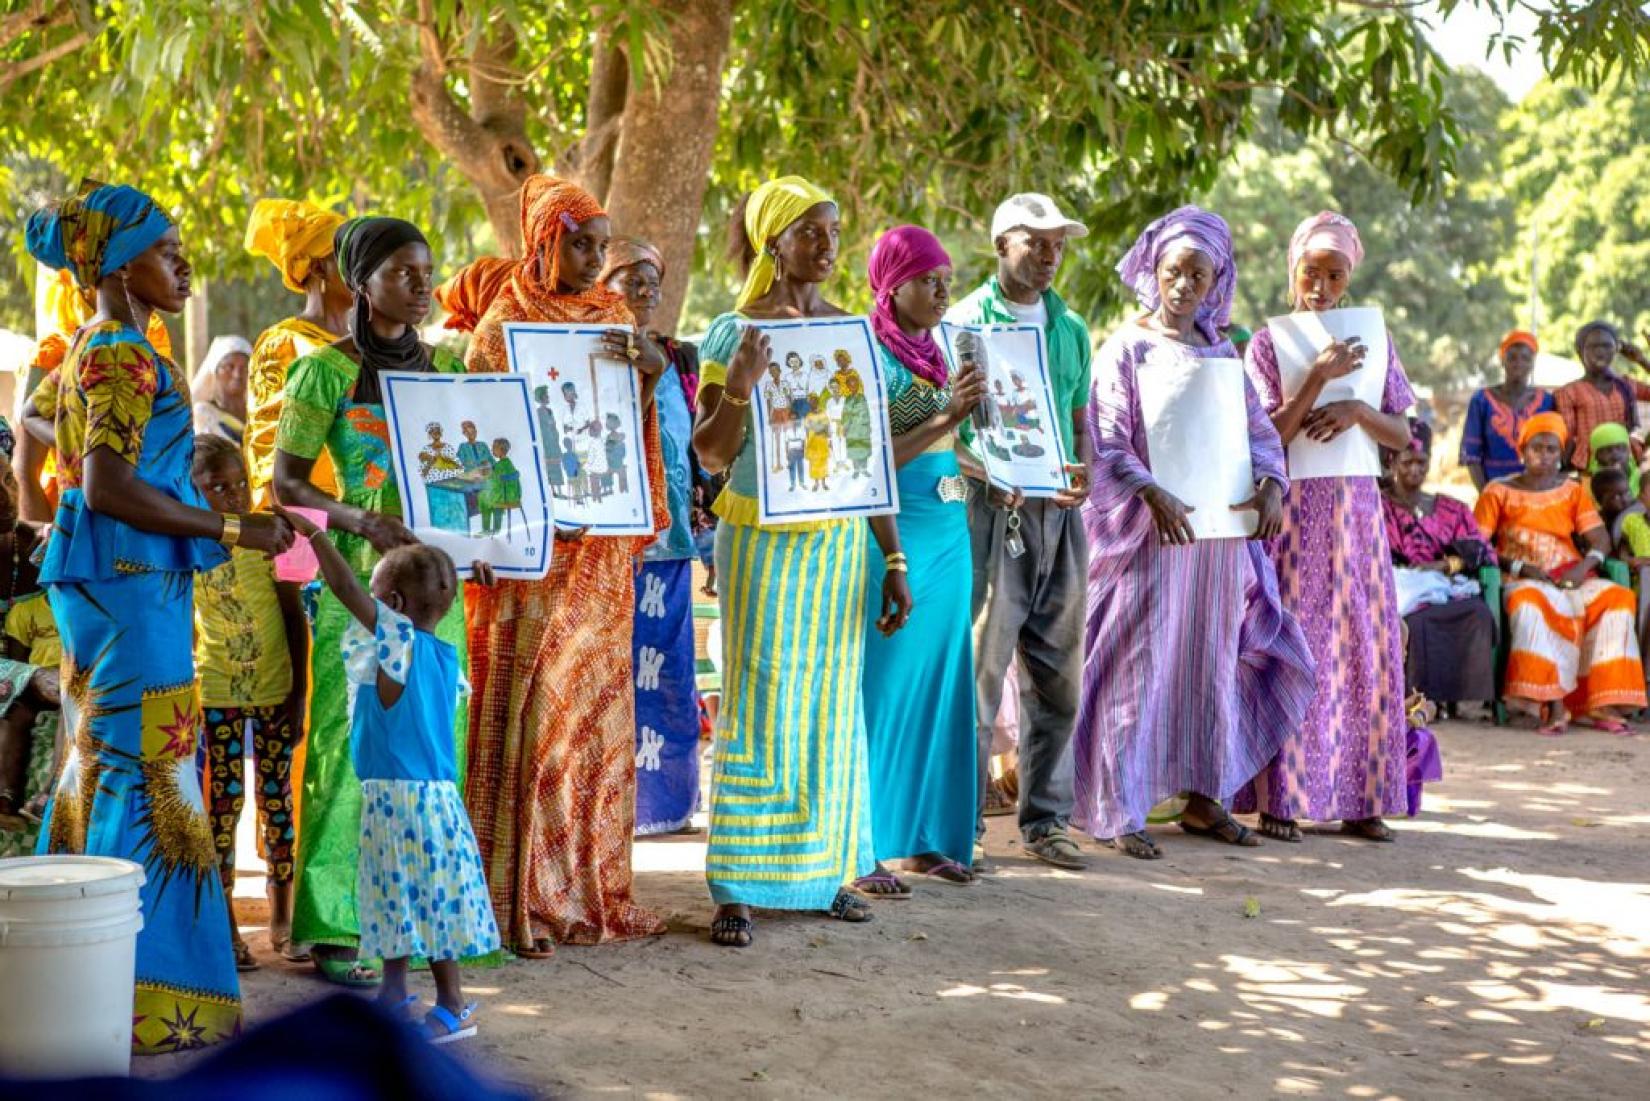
0, 28, 91, 91
575, 31, 629, 202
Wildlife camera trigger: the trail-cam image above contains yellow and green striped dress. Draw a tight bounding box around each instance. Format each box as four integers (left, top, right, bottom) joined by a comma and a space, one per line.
699, 313, 874, 909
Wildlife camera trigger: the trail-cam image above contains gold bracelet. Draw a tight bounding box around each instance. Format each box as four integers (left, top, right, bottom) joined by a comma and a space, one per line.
885, 560, 909, 573
721, 390, 751, 408
218, 513, 243, 547
885, 552, 909, 567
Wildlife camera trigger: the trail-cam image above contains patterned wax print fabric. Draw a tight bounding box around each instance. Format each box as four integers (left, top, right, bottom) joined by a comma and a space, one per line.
193, 546, 292, 709
1236, 324, 1413, 823
35, 321, 240, 1052
462, 273, 671, 950
276, 342, 470, 951
245, 316, 341, 504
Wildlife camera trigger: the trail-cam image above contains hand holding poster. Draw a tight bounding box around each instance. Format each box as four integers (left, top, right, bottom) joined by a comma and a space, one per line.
1135, 347, 1256, 539
939, 322, 1068, 497
380, 372, 554, 579
745, 316, 898, 525
1266, 306, 1389, 479
501, 323, 656, 536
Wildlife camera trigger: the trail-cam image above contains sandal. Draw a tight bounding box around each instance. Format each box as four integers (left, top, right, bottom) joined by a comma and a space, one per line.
312, 948, 381, 987
1179, 809, 1262, 847
829, 889, 875, 923
1024, 831, 1088, 870
514, 938, 555, 960
851, 866, 912, 899
710, 912, 755, 948
911, 857, 976, 885
232, 939, 259, 973
1340, 817, 1396, 843
423, 1002, 479, 1045
1259, 814, 1302, 843
982, 779, 1016, 818
1107, 831, 1162, 860
1579, 715, 1632, 735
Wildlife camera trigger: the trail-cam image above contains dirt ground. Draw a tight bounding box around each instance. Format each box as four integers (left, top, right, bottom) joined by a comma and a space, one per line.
152, 718, 1648, 1099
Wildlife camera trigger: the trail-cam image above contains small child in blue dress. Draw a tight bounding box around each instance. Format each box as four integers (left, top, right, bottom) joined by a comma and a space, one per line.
283, 508, 500, 1044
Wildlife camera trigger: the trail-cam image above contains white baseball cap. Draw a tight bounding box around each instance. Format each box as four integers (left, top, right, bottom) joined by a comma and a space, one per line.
990, 193, 1088, 241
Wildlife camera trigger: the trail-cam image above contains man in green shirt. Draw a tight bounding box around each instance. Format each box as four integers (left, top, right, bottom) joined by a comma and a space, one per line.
952, 192, 1092, 872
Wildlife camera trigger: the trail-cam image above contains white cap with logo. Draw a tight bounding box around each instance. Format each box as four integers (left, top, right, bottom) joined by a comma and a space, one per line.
990, 193, 1088, 241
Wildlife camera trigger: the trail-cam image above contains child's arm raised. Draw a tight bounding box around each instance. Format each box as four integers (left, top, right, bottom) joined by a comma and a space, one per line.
279, 508, 377, 630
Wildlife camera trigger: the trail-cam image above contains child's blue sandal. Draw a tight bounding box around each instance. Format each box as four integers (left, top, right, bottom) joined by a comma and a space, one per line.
424, 1002, 479, 1045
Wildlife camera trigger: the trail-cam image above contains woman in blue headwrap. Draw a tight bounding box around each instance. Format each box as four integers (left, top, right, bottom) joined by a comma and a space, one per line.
25, 182, 294, 1054
1071, 206, 1314, 860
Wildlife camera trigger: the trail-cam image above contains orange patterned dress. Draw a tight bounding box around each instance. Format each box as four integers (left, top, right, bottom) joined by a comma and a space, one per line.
1474, 479, 1646, 713
461, 199, 669, 949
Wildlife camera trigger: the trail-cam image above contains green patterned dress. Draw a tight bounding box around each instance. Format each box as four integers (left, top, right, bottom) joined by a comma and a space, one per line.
276, 344, 470, 951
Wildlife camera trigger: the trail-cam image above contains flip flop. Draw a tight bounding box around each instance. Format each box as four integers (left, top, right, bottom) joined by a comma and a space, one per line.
514, 939, 555, 960
1536, 721, 1569, 736
913, 858, 976, 885
1579, 716, 1632, 735
1179, 810, 1262, 847
313, 952, 382, 987
233, 940, 259, 973
424, 1002, 479, 1045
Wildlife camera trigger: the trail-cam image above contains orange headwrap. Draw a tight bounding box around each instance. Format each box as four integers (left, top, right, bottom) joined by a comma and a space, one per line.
518, 174, 615, 300
1517, 410, 1568, 451
41, 267, 171, 358
1499, 330, 1538, 358
435, 256, 518, 333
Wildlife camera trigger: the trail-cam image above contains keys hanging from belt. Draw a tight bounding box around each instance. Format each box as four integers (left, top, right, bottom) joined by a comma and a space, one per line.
1003, 508, 1026, 559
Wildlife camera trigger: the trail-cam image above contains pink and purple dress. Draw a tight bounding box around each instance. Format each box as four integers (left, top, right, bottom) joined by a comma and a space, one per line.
1236, 327, 1414, 823
1073, 325, 1316, 839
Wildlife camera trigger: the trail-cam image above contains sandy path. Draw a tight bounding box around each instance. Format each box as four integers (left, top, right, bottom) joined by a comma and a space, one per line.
161, 719, 1649, 1098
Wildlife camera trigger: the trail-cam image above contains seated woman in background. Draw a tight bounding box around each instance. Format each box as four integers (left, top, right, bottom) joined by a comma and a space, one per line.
1458, 330, 1550, 490
1587, 421, 1639, 503
1591, 464, 1650, 689
190, 335, 252, 444
1474, 412, 1645, 735
1380, 420, 1497, 715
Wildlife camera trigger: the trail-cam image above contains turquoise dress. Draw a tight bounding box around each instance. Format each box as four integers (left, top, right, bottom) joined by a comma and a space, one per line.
861, 345, 977, 866
37, 321, 242, 1053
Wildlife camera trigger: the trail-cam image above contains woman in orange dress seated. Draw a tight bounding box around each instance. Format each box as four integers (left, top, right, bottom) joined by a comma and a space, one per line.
1474, 412, 1646, 734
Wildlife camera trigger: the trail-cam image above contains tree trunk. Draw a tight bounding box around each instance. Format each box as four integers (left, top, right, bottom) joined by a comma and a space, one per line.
604, 0, 735, 332
408, 14, 541, 257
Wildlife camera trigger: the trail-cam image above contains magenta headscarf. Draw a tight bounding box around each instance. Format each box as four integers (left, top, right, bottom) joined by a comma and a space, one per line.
867, 225, 952, 387
1114, 205, 1236, 329
1287, 211, 1364, 305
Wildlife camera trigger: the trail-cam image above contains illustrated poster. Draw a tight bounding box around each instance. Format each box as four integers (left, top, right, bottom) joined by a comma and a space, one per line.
1135, 348, 1256, 539
746, 316, 898, 525
1267, 306, 1389, 479
381, 371, 554, 579
502, 323, 656, 536
939, 322, 1069, 498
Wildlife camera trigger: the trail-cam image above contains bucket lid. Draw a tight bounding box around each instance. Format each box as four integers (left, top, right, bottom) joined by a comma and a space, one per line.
0, 856, 147, 902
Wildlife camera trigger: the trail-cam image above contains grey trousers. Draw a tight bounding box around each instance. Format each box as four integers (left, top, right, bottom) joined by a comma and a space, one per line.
970, 492, 1089, 842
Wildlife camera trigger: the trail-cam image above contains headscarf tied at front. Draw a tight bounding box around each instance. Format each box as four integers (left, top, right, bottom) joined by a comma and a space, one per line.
867, 225, 952, 388
1114, 204, 1237, 330
26, 181, 174, 289
245, 198, 346, 294
334, 215, 431, 403
736, 176, 834, 311
1287, 211, 1365, 303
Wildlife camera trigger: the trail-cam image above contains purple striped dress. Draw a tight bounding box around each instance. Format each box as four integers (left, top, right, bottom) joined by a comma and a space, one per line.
1235, 326, 1413, 822
1073, 325, 1316, 839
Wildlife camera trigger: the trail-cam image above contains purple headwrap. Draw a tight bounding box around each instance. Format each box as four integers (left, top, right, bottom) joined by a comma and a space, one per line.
867, 225, 952, 387
1114, 205, 1236, 330
1288, 211, 1364, 304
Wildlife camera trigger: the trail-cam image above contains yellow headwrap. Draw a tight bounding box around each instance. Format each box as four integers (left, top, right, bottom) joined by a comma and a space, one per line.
735, 176, 834, 311
41, 268, 172, 358
245, 199, 345, 294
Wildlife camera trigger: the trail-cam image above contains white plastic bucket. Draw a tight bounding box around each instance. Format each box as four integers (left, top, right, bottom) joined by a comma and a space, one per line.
0, 855, 145, 1079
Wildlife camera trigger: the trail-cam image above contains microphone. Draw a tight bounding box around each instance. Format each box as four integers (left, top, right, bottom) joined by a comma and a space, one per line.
953, 330, 996, 431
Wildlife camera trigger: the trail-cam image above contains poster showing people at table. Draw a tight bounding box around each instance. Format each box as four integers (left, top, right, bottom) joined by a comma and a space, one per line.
502, 323, 656, 536
381, 371, 554, 579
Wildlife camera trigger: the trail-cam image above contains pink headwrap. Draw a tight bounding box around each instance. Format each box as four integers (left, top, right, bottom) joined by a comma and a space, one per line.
867, 225, 952, 387
1288, 211, 1364, 304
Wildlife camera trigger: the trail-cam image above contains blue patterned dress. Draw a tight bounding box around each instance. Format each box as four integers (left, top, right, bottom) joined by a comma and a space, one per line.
344, 600, 500, 963
37, 321, 241, 1053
